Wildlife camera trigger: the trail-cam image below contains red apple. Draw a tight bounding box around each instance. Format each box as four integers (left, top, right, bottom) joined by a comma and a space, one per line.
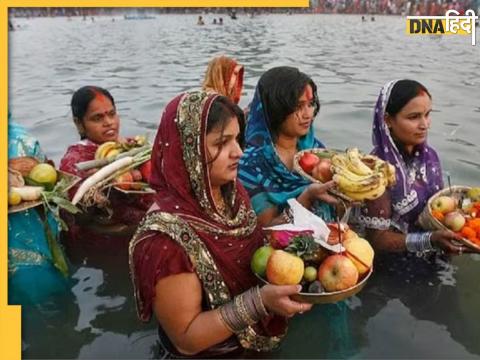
139, 160, 152, 182
431, 196, 456, 214
266, 250, 304, 285
311, 159, 333, 182
317, 254, 359, 292
443, 211, 466, 232
299, 153, 320, 174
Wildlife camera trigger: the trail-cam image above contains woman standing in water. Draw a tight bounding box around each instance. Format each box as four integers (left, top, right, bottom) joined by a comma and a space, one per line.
238, 66, 337, 227
130, 91, 312, 357
357, 79, 464, 255
202, 55, 244, 105
60, 86, 153, 260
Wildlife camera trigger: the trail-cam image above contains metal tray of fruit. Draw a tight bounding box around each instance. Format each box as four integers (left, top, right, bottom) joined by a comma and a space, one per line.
8, 170, 80, 214
256, 267, 373, 305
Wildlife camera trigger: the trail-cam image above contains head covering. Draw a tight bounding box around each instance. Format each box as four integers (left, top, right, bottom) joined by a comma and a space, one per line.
202, 56, 244, 104
238, 67, 328, 217
130, 90, 285, 351
371, 80, 443, 231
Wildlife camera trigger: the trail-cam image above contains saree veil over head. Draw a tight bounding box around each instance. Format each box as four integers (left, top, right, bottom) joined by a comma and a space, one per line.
238, 67, 333, 219
129, 91, 285, 352
359, 80, 443, 233
202, 56, 244, 104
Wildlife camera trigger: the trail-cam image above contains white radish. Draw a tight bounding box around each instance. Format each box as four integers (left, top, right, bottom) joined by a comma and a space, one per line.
72, 156, 134, 205
10, 186, 44, 201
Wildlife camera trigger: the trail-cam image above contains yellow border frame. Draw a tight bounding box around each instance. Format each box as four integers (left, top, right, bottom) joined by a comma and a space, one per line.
2, 1, 308, 359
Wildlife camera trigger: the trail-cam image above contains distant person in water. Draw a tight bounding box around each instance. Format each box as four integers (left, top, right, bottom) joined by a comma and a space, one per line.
8, 19, 14, 30
362, 15, 366, 22
197, 15, 205, 25
219, 17, 223, 25
213, 18, 217, 24
202, 55, 244, 104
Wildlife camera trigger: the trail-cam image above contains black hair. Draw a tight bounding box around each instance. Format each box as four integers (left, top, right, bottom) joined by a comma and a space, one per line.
71, 86, 115, 139
257, 66, 320, 138
206, 95, 245, 164
386, 80, 431, 116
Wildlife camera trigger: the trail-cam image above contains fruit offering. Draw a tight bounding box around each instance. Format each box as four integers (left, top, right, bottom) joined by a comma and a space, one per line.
251, 226, 374, 302
8, 158, 79, 212
94, 135, 147, 160
427, 188, 480, 249
297, 148, 396, 202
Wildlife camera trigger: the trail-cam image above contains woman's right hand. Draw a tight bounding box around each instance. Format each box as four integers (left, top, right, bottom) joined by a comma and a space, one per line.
297, 180, 338, 209
260, 284, 312, 317
430, 230, 468, 255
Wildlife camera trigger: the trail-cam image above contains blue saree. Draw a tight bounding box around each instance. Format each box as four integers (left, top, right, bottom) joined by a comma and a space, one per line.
238, 87, 334, 221
238, 85, 355, 358
8, 119, 70, 305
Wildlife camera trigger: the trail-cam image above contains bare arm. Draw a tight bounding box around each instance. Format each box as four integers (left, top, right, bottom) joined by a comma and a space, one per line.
153, 273, 312, 355
153, 272, 231, 355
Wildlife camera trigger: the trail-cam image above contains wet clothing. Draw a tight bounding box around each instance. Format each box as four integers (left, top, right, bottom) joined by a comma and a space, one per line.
8, 120, 70, 305
130, 91, 286, 357
356, 80, 444, 234
59, 139, 153, 259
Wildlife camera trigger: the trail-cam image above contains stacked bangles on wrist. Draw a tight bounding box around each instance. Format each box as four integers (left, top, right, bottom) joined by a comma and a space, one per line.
405, 231, 434, 253
218, 286, 269, 333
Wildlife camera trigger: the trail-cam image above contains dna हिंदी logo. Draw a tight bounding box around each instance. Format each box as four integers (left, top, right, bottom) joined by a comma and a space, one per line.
406, 9, 478, 45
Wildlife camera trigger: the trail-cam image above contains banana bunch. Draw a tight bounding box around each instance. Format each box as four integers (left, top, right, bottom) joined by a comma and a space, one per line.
331, 148, 396, 201
95, 141, 122, 160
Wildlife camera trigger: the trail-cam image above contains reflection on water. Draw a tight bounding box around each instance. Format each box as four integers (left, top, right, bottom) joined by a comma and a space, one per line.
9, 13, 480, 359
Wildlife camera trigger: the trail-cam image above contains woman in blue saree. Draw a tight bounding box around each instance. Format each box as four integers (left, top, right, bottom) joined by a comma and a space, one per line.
238, 67, 356, 357
8, 115, 70, 305
238, 66, 337, 227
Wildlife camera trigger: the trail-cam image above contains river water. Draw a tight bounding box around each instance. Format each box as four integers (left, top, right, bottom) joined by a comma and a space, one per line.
9, 13, 480, 359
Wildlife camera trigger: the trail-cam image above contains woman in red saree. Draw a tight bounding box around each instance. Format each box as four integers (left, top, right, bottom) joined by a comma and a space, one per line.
202, 55, 244, 105
60, 86, 153, 261
129, 91, 311, 357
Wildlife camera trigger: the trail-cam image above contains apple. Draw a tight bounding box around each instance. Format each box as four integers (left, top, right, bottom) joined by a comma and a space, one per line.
251, 245, 274, 278
115, 171, 133, 190
266, 250, 304, 285
317, 254, 359, 292
431, 196, 456, 214
311, 159, 333, 182
443, 211, 466, 232
139, 160, 152, 182
343, 236, 374, 276
299, 153, 320, 174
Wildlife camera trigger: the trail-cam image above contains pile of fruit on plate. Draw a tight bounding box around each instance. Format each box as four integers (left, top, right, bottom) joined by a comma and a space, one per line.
251, 224, 374, 304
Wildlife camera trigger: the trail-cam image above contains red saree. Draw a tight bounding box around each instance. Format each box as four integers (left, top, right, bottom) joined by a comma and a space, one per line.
60, 139, 153, 260
129, 91, 286, 356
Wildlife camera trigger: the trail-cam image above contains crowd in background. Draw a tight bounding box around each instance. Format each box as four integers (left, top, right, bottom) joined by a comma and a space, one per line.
8, 0, 480, 18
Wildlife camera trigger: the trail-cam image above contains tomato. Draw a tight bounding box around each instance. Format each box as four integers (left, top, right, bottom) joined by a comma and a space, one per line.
299, 153, 320, 174
139, 160, 152, 182
115, 171, 133, 190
